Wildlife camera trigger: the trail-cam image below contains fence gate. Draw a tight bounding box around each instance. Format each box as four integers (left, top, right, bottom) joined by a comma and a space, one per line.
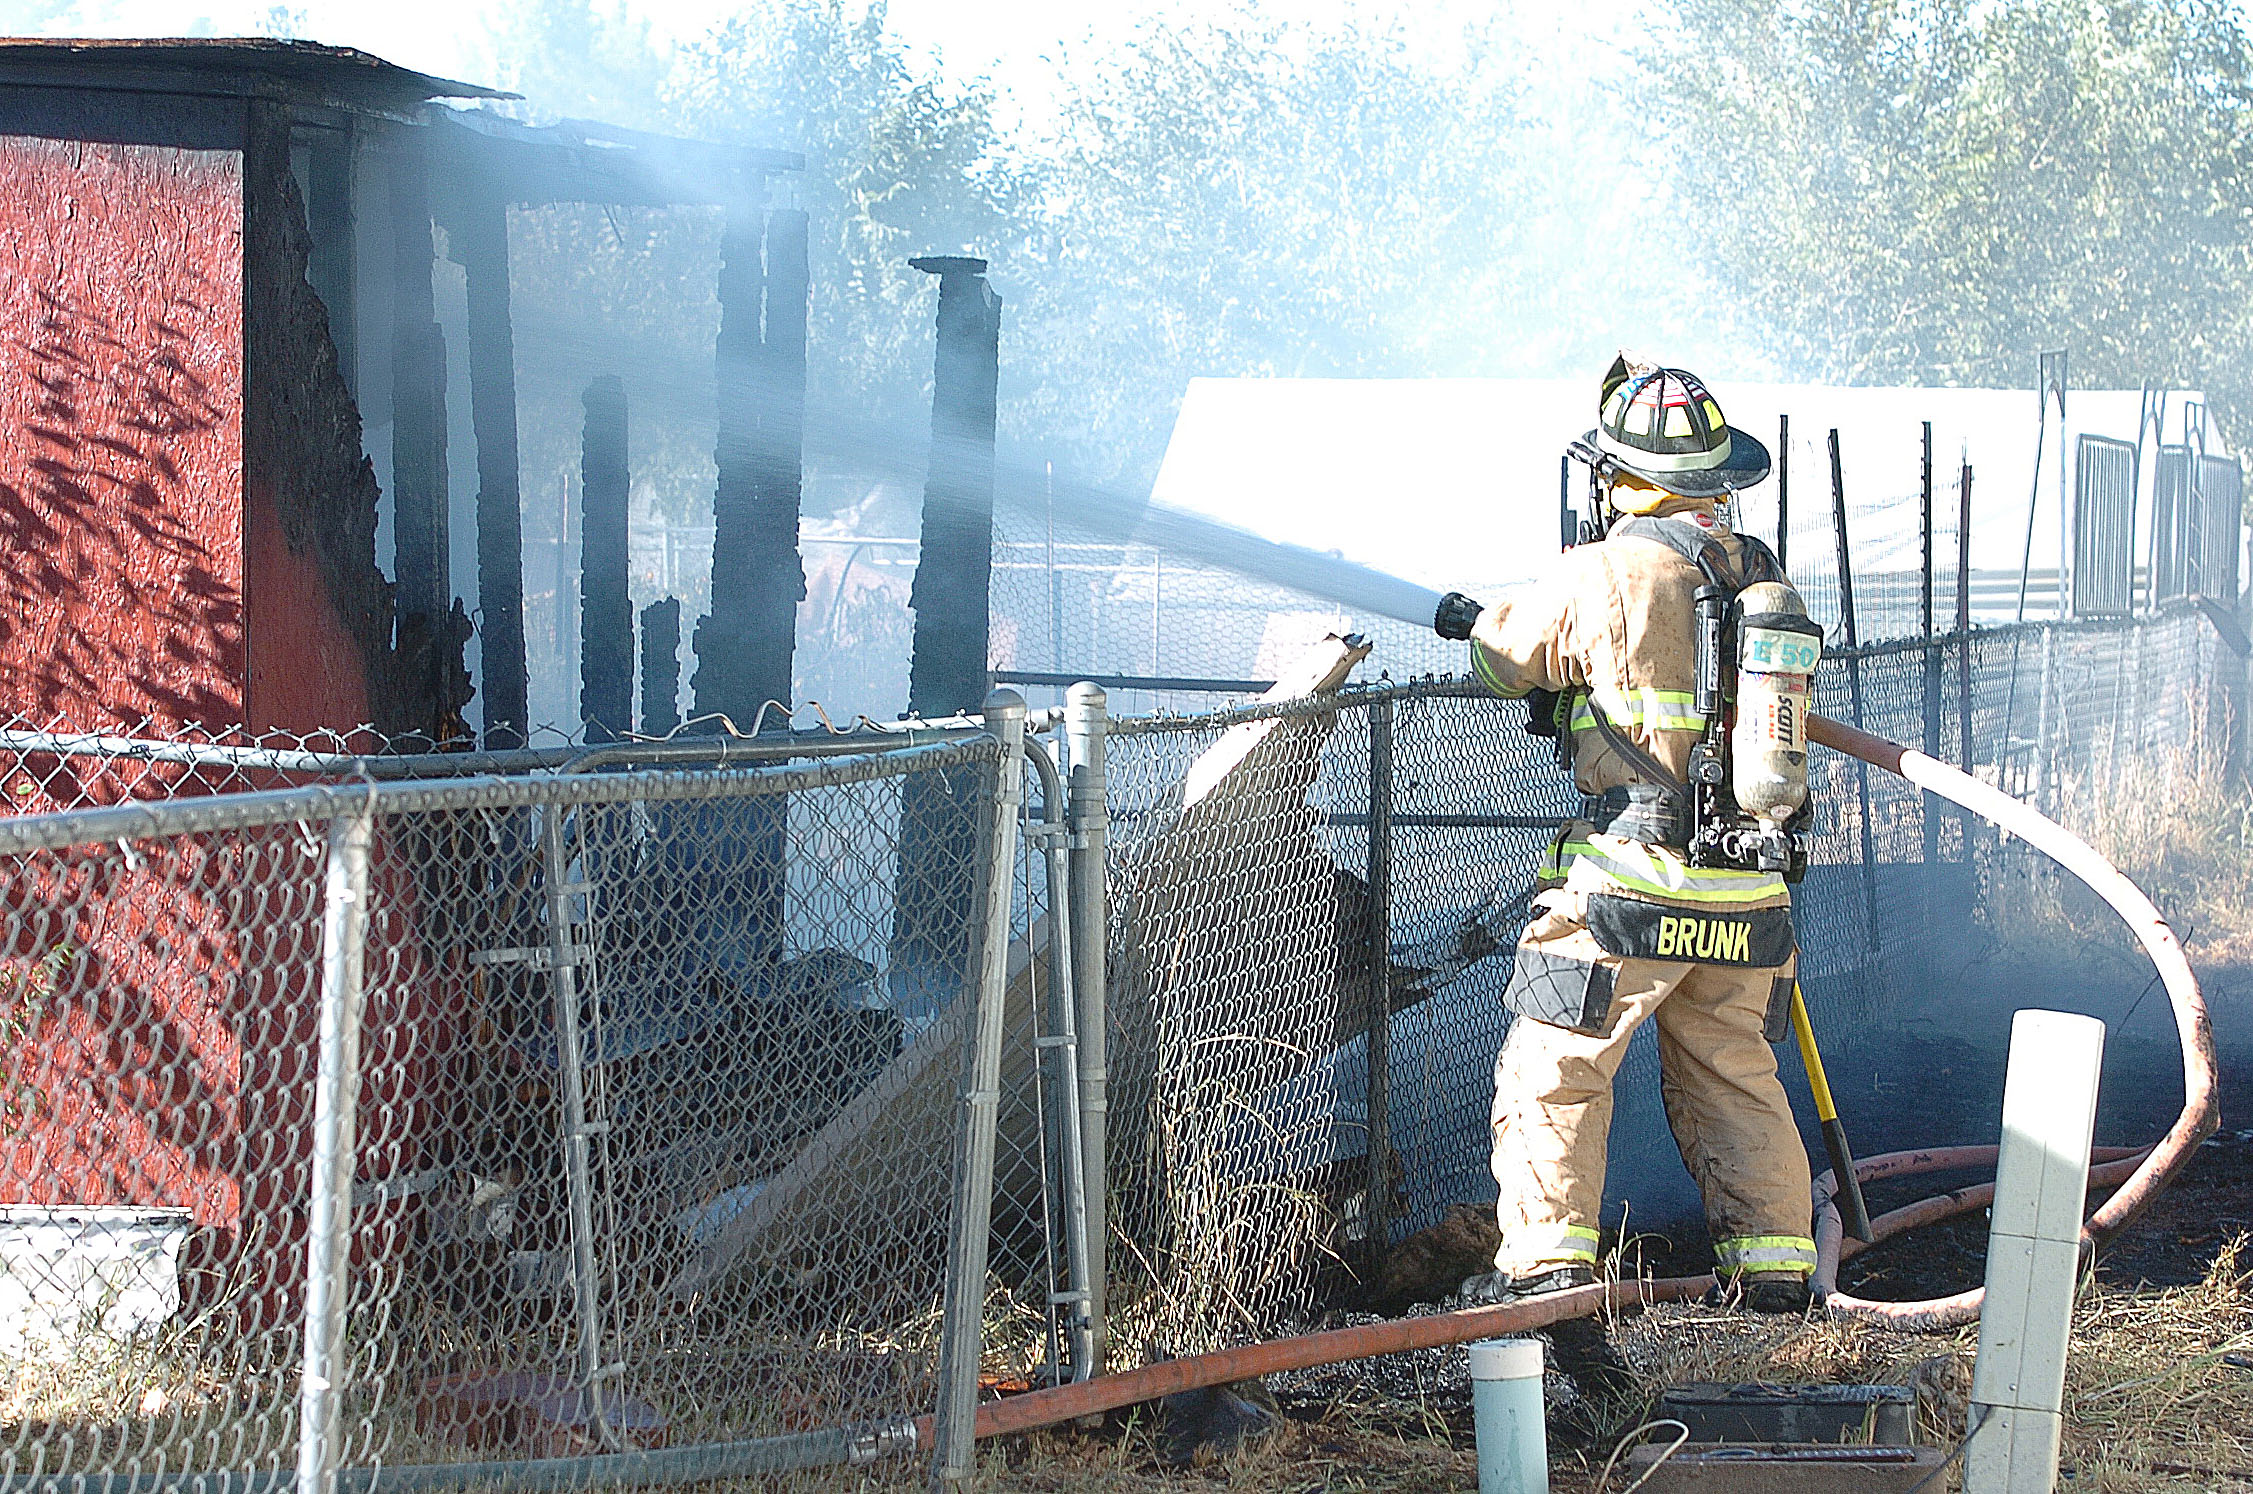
2198, 454, 2244, 604
2067, 435, 2136, 618
2151, 444, 2197, 604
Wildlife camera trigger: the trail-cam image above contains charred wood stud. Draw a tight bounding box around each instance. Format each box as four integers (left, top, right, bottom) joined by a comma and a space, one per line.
579, 375, 632, 744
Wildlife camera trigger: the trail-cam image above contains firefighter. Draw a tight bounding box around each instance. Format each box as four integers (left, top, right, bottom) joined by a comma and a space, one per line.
1450, 355, 1817, 1315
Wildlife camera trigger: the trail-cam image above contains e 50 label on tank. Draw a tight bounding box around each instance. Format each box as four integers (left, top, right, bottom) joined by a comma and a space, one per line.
1741, 626, 1822, 674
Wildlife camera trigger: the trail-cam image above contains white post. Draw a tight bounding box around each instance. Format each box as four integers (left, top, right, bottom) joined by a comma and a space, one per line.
297, 807, 374, 1494
1965, 1009, 2106, 1494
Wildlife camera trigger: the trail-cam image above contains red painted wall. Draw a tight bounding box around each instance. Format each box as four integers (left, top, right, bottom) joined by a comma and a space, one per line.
0, 135, 246, 739
0, 118, 455, 1334
0, 134, 258, 1245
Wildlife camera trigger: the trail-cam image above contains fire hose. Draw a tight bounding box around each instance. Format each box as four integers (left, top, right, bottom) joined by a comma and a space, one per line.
887, 710, 2217, 1448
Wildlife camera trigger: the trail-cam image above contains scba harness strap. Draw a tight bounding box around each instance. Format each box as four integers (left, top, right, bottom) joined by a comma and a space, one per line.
1608, 514, 1784, 595
1560, 517, 1792, 861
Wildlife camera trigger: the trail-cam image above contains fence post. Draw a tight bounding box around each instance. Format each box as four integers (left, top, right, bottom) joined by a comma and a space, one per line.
1776, 412, 1790, 572
296, 806, 374, 1494
1028, 741, 1096, 1383
2037, 626, 2057, 814
1959, 460, 1976, 781
1919, 423, 1943, 864
1829, 430, 1880, 951
1364, 696, 1394, 1279
934, 690, 1028, 1484
1063, 682, 1110, 1373
539, 806, 617, 1451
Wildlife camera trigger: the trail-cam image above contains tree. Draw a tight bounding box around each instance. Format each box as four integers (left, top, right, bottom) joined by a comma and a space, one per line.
666, 2, 1037, 441
1638, 0, 2253, 414
1018, 8, 1575, 484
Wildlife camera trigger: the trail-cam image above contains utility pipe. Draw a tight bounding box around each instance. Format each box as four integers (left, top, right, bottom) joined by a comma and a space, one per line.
1805, 712, 2218, 1329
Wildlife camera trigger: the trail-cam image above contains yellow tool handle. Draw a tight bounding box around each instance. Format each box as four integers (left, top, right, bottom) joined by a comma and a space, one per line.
1791, 982, 1874, 1243
1790, 983, 1840, 1124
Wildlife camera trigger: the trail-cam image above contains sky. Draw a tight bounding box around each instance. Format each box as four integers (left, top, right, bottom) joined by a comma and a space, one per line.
0, 0, 1630, 132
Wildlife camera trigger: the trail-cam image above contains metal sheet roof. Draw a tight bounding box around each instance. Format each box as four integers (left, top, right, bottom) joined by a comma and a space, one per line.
0, 37, 511, 107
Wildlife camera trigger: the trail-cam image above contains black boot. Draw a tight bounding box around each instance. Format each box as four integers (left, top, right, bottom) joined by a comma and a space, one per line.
1458, 1262, 1596, 1306
1707, 1270, 1812, 1315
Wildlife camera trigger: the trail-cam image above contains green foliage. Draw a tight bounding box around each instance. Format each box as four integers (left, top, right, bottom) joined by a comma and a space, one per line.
1016, 7, 1537, 480
667, 1, 1035, 436
484, 1, 1670, 490
0, 943, 66, 1138
1639, 0, 2253, 416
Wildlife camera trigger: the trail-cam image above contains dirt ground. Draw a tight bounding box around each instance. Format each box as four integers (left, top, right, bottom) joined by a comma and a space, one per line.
901, 1131, 2253, 1492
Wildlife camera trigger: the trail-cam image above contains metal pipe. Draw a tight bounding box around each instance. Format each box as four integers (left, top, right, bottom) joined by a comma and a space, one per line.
296, 806, 374, 1494
2036, 625, 2057, 812
538, 807, 617, 1450
0, 723, 994, 781
1062, 682, 1110, 1372
1776, 412, 1790, 572
1805, 711, 2218, 1329
1921, 422, 1942, 867
1959, 461, 1975, 777
922, 1276, 1714, 1446
1025, 741, 1095, 1381
1323, 812, 1569, 831
933, 690, 1028, 1482
994, 671, 1275, 695
0, 742, 1000, 858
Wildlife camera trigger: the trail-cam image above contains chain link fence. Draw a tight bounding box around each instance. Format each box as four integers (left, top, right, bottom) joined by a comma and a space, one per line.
0, 718, 1107, 1489
0, 600, 2239, 1483
1091, 601, 2245, 1353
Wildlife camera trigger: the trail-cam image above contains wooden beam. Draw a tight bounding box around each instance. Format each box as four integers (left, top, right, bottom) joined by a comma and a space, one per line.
579, 375, 631, 743
451, 191, 530, 747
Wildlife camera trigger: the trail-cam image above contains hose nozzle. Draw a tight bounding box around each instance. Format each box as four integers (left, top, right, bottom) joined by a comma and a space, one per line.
1434, 591, 1483, 641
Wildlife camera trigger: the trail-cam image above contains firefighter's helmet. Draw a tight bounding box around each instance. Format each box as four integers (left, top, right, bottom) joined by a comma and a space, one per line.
1585, 353, 1771, 501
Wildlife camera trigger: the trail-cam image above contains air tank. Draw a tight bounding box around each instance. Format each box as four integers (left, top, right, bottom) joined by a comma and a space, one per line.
1731, 581, 1824, 823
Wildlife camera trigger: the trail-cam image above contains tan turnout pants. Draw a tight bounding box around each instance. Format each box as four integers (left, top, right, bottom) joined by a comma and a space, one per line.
1489, 897, 1815, 1279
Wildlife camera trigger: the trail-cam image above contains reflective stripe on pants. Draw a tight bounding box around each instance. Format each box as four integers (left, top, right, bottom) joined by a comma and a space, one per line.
1500, 1222, 1601, 1267
1714, 1234, 1820, 1278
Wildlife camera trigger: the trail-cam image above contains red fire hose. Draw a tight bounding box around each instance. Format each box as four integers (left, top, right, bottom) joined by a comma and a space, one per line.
918, 712, 2215, 1450
1803, 714, 2218, 1330
907, 1275, 1716, 1448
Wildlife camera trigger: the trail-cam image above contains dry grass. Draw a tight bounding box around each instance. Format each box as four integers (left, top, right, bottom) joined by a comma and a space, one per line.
2041, 729, 2253, 960
14, 1249, 2249, 1490
815, 1240, 2253, 1492
1612, 1241, 2253, 1493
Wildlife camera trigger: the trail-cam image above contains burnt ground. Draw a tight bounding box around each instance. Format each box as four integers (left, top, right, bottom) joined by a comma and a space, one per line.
1828, 1126, 2253, 1300
1250, 1130, 2253, 1462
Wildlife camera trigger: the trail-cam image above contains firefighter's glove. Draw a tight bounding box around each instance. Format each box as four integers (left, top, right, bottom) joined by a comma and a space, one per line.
1524, 688, 1563, 739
